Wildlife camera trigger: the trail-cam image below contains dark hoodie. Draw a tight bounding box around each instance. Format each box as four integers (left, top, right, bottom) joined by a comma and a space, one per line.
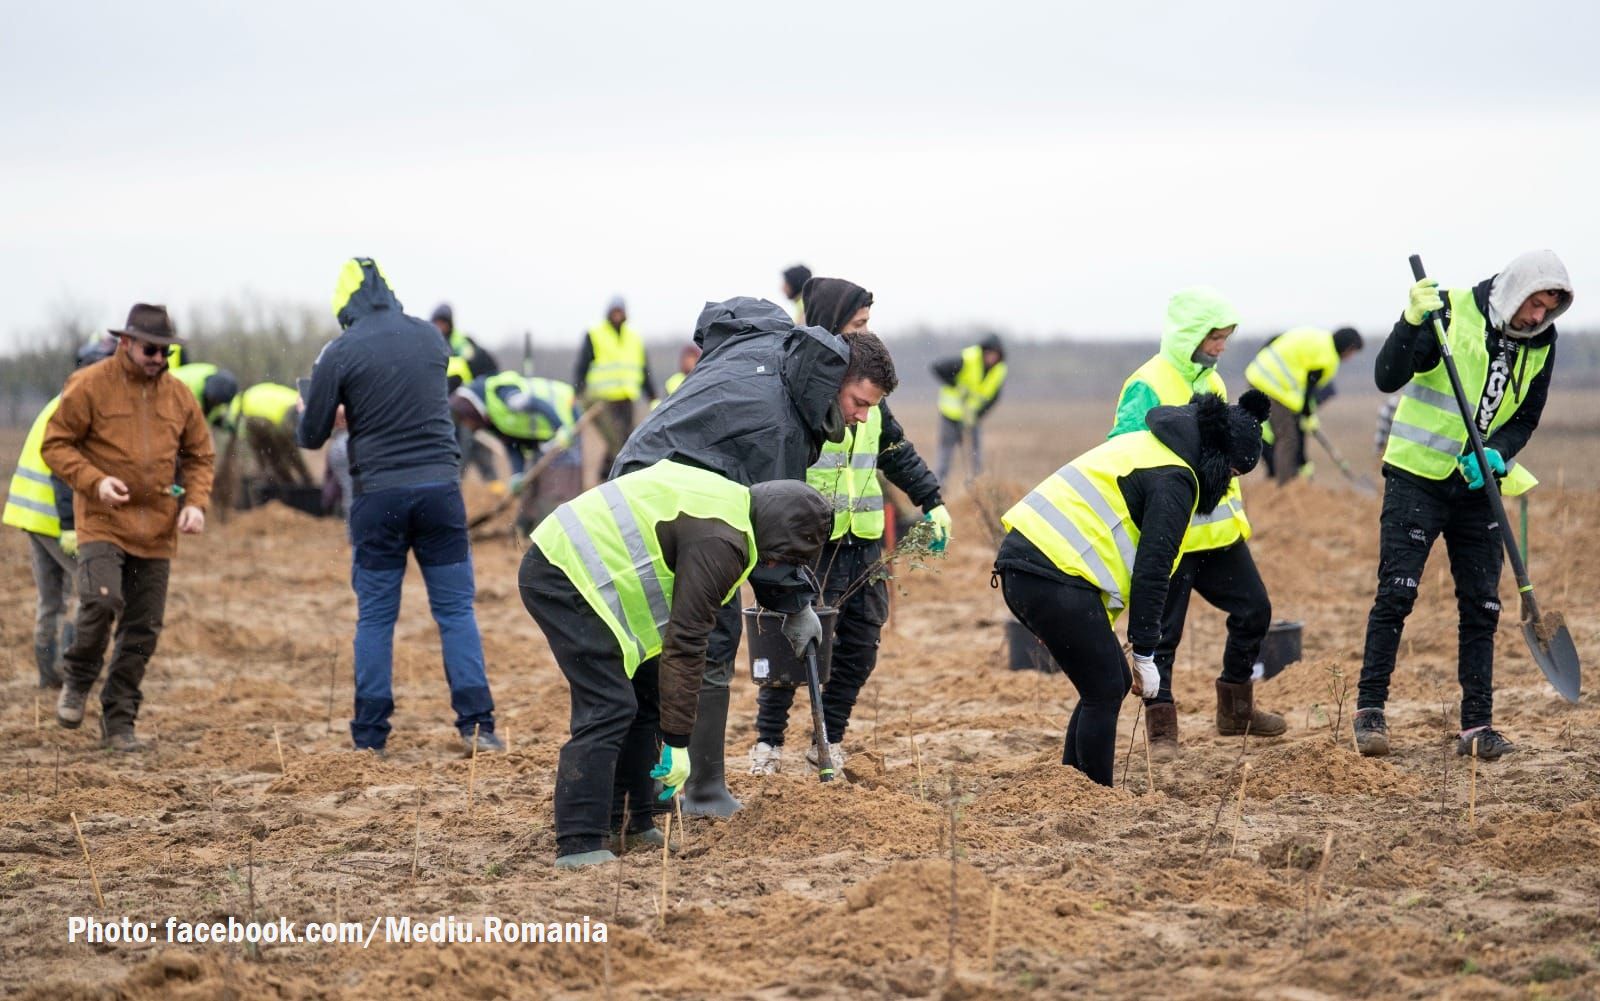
652, 480, 831, 744
298, 259, 461, 494
613, 296, 850, 484
799, 276, 873, 336
995, 394, 1245, 651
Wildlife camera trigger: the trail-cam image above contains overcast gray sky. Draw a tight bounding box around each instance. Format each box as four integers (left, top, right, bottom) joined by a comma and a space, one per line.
3, 0, 1597, 350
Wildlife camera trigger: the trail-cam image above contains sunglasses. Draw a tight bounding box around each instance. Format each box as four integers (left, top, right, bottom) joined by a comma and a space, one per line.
131, 340, 171, 358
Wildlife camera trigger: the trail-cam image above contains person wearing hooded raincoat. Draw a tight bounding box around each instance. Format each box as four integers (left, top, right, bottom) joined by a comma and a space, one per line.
1354, 251, 1572, 763
1108, 288, 1287, 756
298, 258, 500, 757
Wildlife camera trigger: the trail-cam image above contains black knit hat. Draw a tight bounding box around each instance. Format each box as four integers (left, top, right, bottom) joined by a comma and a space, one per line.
1226, 389, 1272, 474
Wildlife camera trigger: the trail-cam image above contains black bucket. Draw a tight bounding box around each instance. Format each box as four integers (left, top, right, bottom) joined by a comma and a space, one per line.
745, 606, 838, 687
1006, 619, 1059, 673
1258, 620, 1303, 680
243, 479, 328, 517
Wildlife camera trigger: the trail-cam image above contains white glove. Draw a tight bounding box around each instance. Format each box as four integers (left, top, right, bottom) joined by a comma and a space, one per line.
1131, 651, 1160, 700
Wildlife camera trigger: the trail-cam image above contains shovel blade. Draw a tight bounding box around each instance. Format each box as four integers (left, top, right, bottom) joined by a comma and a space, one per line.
1521, 619, 1581, 703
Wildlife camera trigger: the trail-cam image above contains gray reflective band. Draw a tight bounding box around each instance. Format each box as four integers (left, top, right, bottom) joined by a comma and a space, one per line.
1020, 489, 1124, 609
851, 453, 878, 470
1263, 346, 1298, 389
831, 494, 885, 513
7, 495, 57, 518
810, 453, 848, 471
1057, 466, 1136, 578
556, 503, 645, 661
16, 467, 53, 487
597, 482, 672, 631
1389, 418, 1462, 455
1401, 382, 1459, 412
1190, 500, 1241, 528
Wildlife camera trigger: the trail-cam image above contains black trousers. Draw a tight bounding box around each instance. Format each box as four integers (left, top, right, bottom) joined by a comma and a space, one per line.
1000, 569, 1130, 786
519, 547, 659, 856
62, 542, 171, 735
1147, 541, 1271, 705
1359, 471, 1503, 729
755, 540, 888, 746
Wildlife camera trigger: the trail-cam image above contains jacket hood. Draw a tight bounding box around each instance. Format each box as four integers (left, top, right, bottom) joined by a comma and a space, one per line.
749, 480, 833, 565
332, 258, 402, 329
1144, 392, 1264, 513
1486, 249, 1572, 340
1161, 286, 1240, 382
799, 277, 873, 335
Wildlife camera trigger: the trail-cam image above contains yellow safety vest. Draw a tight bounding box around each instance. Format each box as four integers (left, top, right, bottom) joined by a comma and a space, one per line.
446, 355, 472, 387
1002, 431, 1197, 621
3, 396, 64, 537
1117, 356, 1251, 552
664, 371, 687, 396
1244, 327, 1341, 413
585, 322, 647, 401
1383, 288, 1551, 486
938, 345, 1008, 423
227, 383, 300, 427
484, 373, 576, 442
530, 460, 758, 676
807, 406, 884, 540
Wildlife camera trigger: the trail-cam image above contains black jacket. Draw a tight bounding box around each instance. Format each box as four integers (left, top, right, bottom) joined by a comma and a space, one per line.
996, 398, 1234, 652
298, 262, 461, 494
1374, 276, 1555, 473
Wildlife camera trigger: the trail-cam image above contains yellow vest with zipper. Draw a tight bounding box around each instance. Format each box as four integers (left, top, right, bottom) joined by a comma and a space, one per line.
585, 322, 647, 401
1117, 356, 1250, 552
938, 345, 1008, 423
3, 396, 63, 537
807, 405, 884, 540
530, 460, 757, 677
1245, 327, 1340, 413
1002, 431, 1197, 622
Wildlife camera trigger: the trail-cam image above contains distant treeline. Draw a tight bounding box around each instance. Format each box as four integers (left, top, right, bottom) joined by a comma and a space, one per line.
5, 302, 1598, 426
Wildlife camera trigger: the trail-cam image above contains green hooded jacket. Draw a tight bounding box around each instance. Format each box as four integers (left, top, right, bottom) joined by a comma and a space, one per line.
1110, 287, 1240, 437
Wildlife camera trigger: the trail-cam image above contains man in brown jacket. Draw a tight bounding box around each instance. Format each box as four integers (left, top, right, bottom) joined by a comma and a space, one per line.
42, 304, 215, 751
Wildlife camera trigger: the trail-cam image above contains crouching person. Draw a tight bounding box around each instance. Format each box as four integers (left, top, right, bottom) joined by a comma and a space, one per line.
518, 460, 831, 869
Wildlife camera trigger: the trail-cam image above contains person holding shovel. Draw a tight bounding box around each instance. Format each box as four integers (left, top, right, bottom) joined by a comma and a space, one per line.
1244, 326, 1362, 483
519, 461, 831, 869
1355, 250, 1571, 761
1107, 287, 1285, 758
995, 390, 1271, 786
748, 280, 948, 775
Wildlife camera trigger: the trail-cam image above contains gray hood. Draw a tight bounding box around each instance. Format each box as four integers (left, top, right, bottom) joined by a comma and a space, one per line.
1488, 249, 1573, 339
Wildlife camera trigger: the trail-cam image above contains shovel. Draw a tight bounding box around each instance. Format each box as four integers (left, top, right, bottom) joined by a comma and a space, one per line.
1311, 427, 1377, 496
803, 643, 835, 783
1408, 254, 1580, 702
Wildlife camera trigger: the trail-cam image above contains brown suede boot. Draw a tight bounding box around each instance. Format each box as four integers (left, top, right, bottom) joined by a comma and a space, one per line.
1215, 679, 1286, 737
1145, 703, 1180, 761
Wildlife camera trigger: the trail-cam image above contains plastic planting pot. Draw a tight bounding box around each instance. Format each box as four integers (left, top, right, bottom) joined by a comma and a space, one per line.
745, 606, 838, 688
1006, 619, 1060, 673
1259, 620, 1303, 680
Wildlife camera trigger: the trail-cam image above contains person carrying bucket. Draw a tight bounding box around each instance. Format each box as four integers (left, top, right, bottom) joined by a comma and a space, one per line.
1107, 287, 1286, 758
1355, 251, 1571, 761
518, 461, 830, 869
993, 390, 1271, 786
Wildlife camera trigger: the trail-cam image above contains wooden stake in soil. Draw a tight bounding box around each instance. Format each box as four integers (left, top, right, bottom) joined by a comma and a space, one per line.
272, 724, 286, 774
1142, 707, 1155, 794
1229, 763, 1252, 855
908, 710, 926, 800
410, 787, 423, 882
70, 811, 105, 909
986, 885, 999, 978
1468, 736, 1479, 826
1121, 702, 1141, 789
658, 808, 673, 928
467, 723, 481, 816
674, 791, 686, 851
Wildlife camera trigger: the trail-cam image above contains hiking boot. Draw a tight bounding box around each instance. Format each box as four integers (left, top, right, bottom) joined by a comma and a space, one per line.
1144, 702, 1180, 761
749, 741, 781, 775
1457, 727, 1516, 760
804, 740, 846, 772
102, 731, 150, 753
1215, 680, 1286, 737
554, 850, 617, 870
56, 684, 89, 729
1353, 708, 1390, 757
461, 728, 505, 755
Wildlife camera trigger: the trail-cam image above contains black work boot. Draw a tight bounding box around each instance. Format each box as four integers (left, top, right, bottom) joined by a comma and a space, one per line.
1353, 708, 1390, 757
1144, 702, 1180, 761
1215, 679, 1286, 737
681, 671, 739, 817
1457, 727, 1516, 760
35, 641, 63, 689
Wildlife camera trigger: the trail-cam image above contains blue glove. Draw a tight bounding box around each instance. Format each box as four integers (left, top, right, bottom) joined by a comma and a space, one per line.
1457, 448, 1506, 490
650, 743, 690, 802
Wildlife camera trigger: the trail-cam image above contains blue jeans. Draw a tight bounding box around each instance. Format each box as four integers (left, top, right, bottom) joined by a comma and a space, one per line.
348, 481, 494, 749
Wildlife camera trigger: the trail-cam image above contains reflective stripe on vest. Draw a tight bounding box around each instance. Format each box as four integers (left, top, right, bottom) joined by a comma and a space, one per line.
530, 460, 757, 676
3, 395, 63, 537
1001, 431, 1196, 619
1382, 289, 1551, 481
1244, 327, 1340, 413
585, 322, 647, 401
807, 406, 884, 540
1115, 355, 1251, 551
938, 345, 1007, 422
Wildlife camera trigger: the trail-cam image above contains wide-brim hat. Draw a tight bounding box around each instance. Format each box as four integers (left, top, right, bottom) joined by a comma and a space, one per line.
109, 303, 185, 345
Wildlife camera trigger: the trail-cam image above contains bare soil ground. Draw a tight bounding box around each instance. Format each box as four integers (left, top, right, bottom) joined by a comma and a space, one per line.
2, 396, 1598, 1000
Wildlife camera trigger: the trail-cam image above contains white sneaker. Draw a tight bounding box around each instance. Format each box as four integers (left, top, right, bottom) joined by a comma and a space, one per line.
804, 741, 846, 771
748, 741, 782, 775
